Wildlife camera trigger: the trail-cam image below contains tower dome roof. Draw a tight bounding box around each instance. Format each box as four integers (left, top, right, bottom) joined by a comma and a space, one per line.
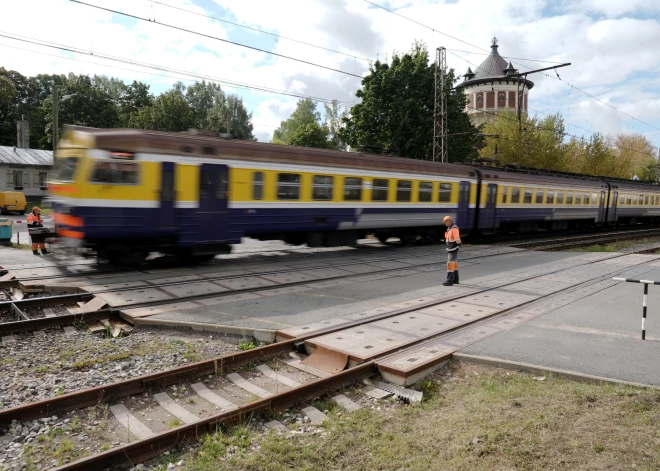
456, 37, 534, 90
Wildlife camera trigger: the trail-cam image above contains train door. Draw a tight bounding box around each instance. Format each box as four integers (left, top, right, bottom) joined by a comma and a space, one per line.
198, 163, 229, 242
598, 191, 607, 224
160, 162, 175, 227
481, 183, 498, 230
608, 191, 618, 224
456, 181, 471, 229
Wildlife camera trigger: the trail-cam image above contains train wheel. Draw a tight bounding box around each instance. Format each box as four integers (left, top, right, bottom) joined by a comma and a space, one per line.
106, 248, 148, 267
192, 254, 216, 263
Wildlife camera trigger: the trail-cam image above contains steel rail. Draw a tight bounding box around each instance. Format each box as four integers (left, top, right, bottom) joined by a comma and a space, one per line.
2, 246, 650, 424
46, 247, 660, 470
52, 361, 377, 471
0, 247, 520, 335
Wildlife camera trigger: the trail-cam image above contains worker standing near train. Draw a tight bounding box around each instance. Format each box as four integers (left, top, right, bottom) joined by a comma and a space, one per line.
27, 206, 49, 255
443, 215, 461, 286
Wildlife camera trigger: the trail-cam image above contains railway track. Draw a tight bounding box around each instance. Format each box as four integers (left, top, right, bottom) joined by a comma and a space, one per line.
0, 245, 521, 336
1, 248, 656, 470
509, 227, 660, 251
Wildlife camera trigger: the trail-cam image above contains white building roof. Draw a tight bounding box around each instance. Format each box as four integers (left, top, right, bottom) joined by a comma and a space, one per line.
0, 146, 53, 167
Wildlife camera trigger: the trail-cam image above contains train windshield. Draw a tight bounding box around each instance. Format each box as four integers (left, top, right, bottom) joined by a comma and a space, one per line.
53, 157, 79, 182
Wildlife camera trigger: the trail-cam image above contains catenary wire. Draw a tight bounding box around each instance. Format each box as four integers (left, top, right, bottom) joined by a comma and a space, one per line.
0, 34, 354, 107
70, 0, 362, 78
362, 0, 660, 134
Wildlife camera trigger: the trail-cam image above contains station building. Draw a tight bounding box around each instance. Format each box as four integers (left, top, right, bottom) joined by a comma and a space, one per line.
0, 120, 53, 200
455, 38, 534, 127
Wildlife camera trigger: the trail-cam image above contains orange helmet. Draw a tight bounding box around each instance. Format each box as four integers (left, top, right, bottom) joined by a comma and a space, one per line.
443, 215, 452, 222
33, 206, 41, 213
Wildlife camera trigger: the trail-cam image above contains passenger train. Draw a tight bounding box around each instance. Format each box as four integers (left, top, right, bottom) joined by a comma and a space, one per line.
48, 127, 660, 264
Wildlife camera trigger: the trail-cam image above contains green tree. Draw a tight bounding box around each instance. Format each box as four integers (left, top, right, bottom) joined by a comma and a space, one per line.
41, 74, 120, 146
272, 98, 324, 145
207, 93, 255, 140
129, 84, 193, 132
340, 42, 478, 161
480, 111, 567, 170
186, 80, 222, 130
290, 122, 331, 148
324, 100, 347, 150
119, 81, 154, 127
0, 76, 17, 140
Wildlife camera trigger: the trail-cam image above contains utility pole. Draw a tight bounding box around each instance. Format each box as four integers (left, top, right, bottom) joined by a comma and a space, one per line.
508, 63, 571, 130
52, 86, 59, 153
433, 46, 448, 163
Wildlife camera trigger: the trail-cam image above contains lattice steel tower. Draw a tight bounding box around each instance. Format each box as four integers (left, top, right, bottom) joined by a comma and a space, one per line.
433, 47, 448, 163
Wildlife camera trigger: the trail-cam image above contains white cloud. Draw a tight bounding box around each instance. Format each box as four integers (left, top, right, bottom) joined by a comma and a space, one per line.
0, 0, 658, 146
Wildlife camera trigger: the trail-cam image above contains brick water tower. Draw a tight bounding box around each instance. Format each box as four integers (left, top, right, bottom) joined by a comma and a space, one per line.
455, 37, 534, 126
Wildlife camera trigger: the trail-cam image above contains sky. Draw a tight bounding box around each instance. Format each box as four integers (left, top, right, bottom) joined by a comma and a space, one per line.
2, 0, 660, 149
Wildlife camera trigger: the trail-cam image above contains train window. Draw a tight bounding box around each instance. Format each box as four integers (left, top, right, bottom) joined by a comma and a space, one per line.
312, 175, 333, 201
619, 194, 625, 205
161, 169, 174, 202
546, 191, 554, 204
566, 191, 573, 204
200, 169, 212, 199
397, 180, 412, 202
535, 190, 543, 204
592, 193, 598, 205
583, 192, 590, 204
253, 172, 264, 200
639, 195, 644, 205
556, 191, 564, 204
626, 194, 631, 204
438, 183, 452, 203
277, 173, 300, 200
524, 189, 532, 204
372, 179, 389, 201
418, 182, 433, 202
54, 157, 78, 182
644, 195, 650, 205
511, 188, 521, 203
344, 177, 363, 201
501, 187, 508, 204
91, 161, 139, 185
575, 192, 582, 204
216, 171, 228, 200
632, 195, 638, 205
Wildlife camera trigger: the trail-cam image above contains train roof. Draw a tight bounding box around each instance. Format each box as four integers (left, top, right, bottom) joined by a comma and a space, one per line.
60, 126, 476, 179
60, 127, 660, 191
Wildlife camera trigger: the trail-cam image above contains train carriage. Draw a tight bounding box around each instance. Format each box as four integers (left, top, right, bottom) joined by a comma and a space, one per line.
49, 127, 480, 264
48, 127, 660, 264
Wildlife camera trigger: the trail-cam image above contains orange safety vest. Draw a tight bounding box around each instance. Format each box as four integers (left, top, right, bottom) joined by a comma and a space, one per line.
445, 224, 461, 251
27, 213, 43, 226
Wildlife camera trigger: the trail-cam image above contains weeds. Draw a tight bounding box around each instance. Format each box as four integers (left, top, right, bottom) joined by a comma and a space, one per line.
238, 340, 256, 351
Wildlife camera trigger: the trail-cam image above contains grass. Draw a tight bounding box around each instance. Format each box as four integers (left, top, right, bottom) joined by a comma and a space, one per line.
168, 418, 183, 429
183, 362, 660, 471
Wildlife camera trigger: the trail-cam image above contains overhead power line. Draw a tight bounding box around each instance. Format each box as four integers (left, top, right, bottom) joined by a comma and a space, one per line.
148, 0, 370, 63
70, 0, 362, 78
0, 33, 354, 107
363, 0, 660, 135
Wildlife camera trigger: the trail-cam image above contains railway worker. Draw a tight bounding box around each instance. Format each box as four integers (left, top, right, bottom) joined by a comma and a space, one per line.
27, 206, 49, 256
443, 215, 461, 286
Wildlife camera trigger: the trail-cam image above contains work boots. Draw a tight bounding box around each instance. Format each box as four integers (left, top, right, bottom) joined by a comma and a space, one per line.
41, 249, 50, 255
442, 272, 455, 286
32, 250, 40, 256
454, 271, 459, 284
